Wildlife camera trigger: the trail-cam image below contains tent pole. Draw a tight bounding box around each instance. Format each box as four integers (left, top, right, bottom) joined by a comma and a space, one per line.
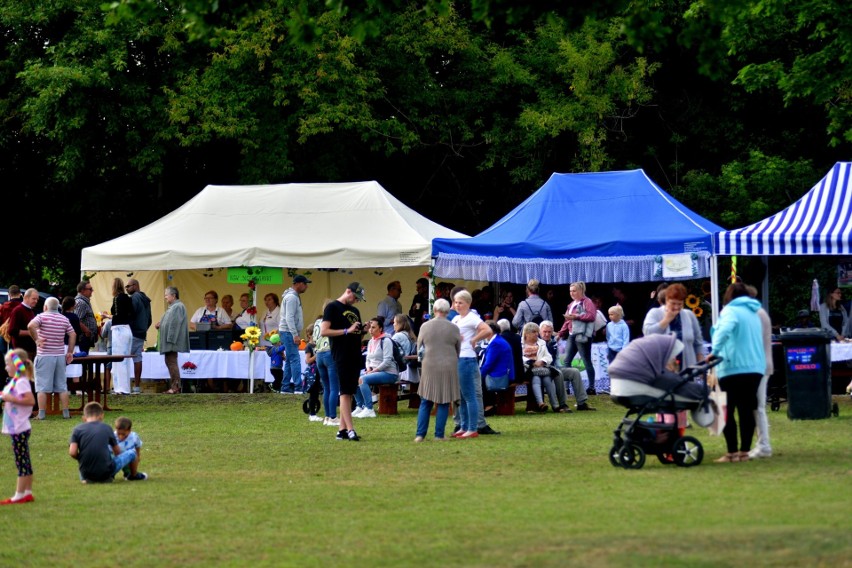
761, 255, 770, 311
711, 256, 720, 325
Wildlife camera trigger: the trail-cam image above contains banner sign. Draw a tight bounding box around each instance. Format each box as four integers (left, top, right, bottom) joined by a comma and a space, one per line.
227, 267, 283, 285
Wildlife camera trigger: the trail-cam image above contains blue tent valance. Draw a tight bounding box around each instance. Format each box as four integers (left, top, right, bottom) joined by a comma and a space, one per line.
434, 252, 713, 284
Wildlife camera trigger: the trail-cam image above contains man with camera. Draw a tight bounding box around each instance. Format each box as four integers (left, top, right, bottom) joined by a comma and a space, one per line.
321, 282, 367, 441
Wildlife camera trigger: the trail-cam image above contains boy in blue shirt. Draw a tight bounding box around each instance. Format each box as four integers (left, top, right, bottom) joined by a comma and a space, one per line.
606, 305, 630, 363
114, 416, 147, 481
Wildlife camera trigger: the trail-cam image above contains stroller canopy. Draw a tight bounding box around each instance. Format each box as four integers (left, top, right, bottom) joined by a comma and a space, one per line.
608, 335, 706, 400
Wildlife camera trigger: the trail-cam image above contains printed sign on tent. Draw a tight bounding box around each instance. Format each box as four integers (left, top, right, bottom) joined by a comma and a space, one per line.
227, 267, 283, 285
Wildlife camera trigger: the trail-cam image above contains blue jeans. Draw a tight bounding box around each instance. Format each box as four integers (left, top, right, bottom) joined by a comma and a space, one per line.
316, 350, 339, 419
566, 335, 595, 389
279, 332, 302, 392
457, 357, 480, 432
356, 371, 398, 410
417, 399, 450, 438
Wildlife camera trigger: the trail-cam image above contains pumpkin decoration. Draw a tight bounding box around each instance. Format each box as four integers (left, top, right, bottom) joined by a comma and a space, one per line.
230, 341, 244, 351
299, 339, 307, 350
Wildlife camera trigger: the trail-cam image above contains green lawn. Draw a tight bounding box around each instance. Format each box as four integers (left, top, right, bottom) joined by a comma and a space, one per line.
3, 393, 851, 567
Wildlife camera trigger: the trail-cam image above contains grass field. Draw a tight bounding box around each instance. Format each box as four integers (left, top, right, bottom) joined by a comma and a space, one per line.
3, 392, 850, 567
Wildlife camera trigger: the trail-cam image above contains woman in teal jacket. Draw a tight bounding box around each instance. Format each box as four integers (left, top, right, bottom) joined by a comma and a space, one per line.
710, 282, 766, 463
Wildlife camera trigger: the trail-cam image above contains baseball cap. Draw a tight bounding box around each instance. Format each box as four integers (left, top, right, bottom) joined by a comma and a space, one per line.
796, 309, 810, 318
347, 282, 366, 302
293, 275, 312, 284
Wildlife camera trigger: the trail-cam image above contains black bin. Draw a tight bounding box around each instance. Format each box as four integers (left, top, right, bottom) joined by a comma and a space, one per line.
779, 329, 833, 420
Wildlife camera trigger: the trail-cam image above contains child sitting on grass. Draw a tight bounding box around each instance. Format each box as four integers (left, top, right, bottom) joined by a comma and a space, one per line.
1, 349, 36, 505
69, 402, 138, 483
114, 416, 148, 481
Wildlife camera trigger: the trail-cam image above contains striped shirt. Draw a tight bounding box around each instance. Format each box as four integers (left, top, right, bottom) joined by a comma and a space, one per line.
31, 312, 75, 356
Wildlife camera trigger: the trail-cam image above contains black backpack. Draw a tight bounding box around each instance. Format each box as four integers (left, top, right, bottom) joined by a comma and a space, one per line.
384, 337, 407, 373
525, 300, 545, 325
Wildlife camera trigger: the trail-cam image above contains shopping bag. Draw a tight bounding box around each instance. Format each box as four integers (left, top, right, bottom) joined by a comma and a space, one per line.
571, 356, 585, 372
707, 385, 727, 436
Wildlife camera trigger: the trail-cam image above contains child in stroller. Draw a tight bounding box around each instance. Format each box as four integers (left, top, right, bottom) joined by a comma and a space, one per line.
607, 334, 720, 469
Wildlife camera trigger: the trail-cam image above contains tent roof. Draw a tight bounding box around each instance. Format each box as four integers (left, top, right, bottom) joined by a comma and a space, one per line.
715, 162, 852, 256
432, 169, 723, 284
81, 181, 467, 270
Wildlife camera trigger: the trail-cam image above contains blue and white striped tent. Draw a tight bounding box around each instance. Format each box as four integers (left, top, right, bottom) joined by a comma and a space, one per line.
715, 162, 852, 256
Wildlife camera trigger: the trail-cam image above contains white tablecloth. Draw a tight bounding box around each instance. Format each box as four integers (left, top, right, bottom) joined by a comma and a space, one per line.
140, 350, 305, 381
830, 342, 852, 362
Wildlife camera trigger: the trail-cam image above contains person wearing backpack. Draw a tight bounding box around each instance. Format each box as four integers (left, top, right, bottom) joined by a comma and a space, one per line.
513, 279, 553, 330
353, 316, 399, 419
391, 314, 419, 382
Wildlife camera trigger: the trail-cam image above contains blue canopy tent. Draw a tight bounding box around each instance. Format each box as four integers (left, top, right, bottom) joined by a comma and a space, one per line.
712, 162, 852, 321
432, 169, 724, 284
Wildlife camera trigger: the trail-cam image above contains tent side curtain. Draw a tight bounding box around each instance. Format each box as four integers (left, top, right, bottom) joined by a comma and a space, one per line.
434, 252, 714, 285
714, 162, 852, 256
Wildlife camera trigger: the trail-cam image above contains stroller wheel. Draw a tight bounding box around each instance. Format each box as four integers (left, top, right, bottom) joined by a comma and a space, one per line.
672, 436, 704, 467
302, 399, 320, 415
770, 402, 781, 412
618, 444, 645, 470
608, 444, 622, 467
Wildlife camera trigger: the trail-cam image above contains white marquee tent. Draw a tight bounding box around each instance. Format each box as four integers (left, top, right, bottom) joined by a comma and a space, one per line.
80, 181, 472, 346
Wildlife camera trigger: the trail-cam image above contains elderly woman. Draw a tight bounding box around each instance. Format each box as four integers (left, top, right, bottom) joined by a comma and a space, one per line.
260, 293, 280, 347
557, 281, 598, 395
642, 283, 705, 371
109, 277, 135, 395
819, 287, 850, 340
233, 293, 254, 330
353, 316, 399, 419
189, 290, 232, 331
452, 290, 492, 439
521, 322, 559, 413
415, 299, 460, 441
220, 294, 235, 319
156, 287, 189, 394
709, 282, 766, 463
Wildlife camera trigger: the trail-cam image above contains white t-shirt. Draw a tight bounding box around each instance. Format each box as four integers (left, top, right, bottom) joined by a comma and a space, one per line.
453, 311, 483, 358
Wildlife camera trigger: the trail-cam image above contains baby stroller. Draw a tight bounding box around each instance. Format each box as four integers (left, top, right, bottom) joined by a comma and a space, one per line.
607, 335, 721, 470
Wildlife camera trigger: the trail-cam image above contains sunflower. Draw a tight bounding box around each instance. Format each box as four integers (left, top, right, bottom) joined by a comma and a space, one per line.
693, 307, 703, 318
685, 294, 700, 309
244, 326, 262, 339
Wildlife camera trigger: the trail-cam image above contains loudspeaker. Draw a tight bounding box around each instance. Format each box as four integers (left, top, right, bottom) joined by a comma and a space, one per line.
207, 330, 232, 351
189, 331, 206, 350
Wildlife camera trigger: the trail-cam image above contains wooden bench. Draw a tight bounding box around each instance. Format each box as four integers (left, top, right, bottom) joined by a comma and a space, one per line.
377, 383, 400, 415
376, 380, 421, 415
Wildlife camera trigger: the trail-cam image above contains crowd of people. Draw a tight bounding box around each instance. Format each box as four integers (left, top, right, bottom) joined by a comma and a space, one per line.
2, 272, 849, 505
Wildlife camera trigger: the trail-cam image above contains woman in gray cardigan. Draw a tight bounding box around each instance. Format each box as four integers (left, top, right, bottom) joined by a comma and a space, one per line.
414, 298, 460, 441
157, 286, 190, 394
642, 283, 705, 370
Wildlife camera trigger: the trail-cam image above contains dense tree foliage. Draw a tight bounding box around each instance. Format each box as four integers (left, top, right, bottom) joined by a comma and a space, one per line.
1, 0, 849, 323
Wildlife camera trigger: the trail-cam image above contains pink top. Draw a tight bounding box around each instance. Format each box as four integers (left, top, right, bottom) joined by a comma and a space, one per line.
2, 377, 33, 435
31, 312, 74, 356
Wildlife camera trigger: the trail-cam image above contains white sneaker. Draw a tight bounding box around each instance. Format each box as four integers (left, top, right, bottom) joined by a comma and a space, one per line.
352, 407, 366, 418
326, 418, 340, 426
360, 409, 377, 418
308, 415, 323, 422
748, 447, 772, 459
